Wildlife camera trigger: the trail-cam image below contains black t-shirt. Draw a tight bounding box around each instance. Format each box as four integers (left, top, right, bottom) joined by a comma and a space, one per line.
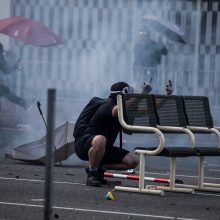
85, 99, 121, 146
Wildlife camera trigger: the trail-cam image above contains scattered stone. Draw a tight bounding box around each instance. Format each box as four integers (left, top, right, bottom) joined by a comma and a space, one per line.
54, 213, 59, 218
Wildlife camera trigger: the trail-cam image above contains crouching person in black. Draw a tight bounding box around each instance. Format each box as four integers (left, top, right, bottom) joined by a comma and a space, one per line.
73, 81, 151, 187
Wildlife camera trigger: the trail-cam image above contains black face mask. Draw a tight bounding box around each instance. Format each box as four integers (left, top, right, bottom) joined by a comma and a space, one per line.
109, 93, 119, 104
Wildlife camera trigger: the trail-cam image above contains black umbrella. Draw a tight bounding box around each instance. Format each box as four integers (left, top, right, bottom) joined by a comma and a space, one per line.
142, 15, 186, 44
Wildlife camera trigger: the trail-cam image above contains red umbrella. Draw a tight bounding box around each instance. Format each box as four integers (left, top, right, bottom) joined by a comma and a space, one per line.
0, 16, 62, 47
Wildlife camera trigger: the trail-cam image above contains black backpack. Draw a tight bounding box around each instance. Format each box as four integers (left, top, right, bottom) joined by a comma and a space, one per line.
73, 97, 110, 138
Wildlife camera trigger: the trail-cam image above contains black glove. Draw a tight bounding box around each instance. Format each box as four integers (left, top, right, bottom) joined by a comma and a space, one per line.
165, 80, 173, 96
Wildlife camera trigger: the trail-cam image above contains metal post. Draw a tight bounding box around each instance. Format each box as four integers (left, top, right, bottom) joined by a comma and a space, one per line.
193, 0, 202, 95
44, 89, 56, 220
119, 129, 122, 148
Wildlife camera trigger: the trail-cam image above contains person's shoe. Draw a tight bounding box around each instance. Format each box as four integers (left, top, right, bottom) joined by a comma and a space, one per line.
86, 171, 101, 187
85, 167, 108, 186
23, 98, 38, 112
98, 167, 108, 185
99, 175, 108, 185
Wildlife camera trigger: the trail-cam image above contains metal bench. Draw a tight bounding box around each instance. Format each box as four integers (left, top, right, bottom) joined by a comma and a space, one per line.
115, 94, 196, 195
116, 93, 220, 195
115, 93, 165, 195
181, 95, 220, 192
140, 94, 196, 193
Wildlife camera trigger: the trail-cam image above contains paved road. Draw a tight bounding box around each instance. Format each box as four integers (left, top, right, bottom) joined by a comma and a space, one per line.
0, 152, 220, 220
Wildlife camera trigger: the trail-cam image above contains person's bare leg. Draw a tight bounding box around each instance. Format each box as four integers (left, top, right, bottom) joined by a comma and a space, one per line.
103, 152, 139, 170
86, 135, 106, 186
0, 84, 26, 107
88, 135, 106, 169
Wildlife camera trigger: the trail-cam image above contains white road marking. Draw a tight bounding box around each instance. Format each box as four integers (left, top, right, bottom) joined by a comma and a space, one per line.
0, 201, 198, 220
0, 175, 220, 198
209, 169, 220, 172
30, 199, 44, 202
142, 172, 220, 180
0, 176, 86, 186
1, 171, 220, 183
208, 164, 220, 167
194, 192, 220, 197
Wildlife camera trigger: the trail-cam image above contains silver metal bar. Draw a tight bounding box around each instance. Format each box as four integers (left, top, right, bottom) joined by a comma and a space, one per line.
157, 125, 196, 148
139, 153, 145, 190
44, 89, 56, 220
187, 126, 220, 148
117, 95, 165, 156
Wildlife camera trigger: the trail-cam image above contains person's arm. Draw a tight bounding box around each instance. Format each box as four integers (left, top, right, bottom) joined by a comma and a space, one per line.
112, 105, 119, 117
126, 82, 152, 107
155, 80, 174, 108
118, 83, 152, 118
0, 54, 19, 74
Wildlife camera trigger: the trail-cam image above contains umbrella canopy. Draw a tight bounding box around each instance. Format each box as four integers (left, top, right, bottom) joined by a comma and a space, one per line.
6, 122, 75, 164
0, 16, 62, 47
142, 15, 186, 44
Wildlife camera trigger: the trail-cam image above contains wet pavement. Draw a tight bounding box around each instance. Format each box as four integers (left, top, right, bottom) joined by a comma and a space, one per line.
0, 149, 220, 220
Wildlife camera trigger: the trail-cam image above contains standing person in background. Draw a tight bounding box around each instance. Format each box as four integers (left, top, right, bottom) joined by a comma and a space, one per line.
133, 30, 168, 92
0, 42, 36, 111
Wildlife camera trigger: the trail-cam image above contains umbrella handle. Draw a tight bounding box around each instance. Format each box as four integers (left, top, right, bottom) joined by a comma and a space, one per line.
37, 101, 43, 116
37, 101, 59, 155
17, 45, 24, 62
37, 101, 48, 129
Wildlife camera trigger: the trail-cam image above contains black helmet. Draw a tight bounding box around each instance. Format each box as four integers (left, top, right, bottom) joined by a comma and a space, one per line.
109, 82, 134, 103
110, 82, 129, 93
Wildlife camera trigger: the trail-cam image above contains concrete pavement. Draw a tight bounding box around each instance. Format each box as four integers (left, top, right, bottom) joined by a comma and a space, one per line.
0, 153, 220, 220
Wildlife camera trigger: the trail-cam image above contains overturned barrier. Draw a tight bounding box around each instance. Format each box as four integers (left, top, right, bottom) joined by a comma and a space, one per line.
104, 172, 183, 184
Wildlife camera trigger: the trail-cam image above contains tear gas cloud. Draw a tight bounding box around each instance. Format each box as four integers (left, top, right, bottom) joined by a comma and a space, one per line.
1, 0, 219, 150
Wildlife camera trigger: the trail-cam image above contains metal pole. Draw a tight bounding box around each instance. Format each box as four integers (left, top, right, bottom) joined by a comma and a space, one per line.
193, 0, 202, 95
119, 129, 122, 148
44, 89, 56, 220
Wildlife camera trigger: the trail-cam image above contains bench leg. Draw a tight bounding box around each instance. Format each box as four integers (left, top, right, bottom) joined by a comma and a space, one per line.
174, 156, 220, 192
197, 156, 220, 191
170, 157, 176, 189
114, 153, 164, 195
138, 153, 145, 190
157, 157, 193, 193
198, 156, 204, 188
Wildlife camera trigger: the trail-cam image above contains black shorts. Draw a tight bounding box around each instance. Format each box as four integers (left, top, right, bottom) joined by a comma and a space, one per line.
74, 134, 129, 164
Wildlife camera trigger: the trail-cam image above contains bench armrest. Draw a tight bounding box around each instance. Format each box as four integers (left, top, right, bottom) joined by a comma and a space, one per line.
187, 126, 220, 147
157, 125, 196, 148
117, 95, 165, 156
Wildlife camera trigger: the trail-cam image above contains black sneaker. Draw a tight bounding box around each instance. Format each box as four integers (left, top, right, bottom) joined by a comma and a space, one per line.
98, 168, 108, 185
85, 167, 108, 186
86, 171, 101, 187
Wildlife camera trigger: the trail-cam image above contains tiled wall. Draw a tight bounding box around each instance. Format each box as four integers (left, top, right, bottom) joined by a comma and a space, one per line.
8, 0, 220, 107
